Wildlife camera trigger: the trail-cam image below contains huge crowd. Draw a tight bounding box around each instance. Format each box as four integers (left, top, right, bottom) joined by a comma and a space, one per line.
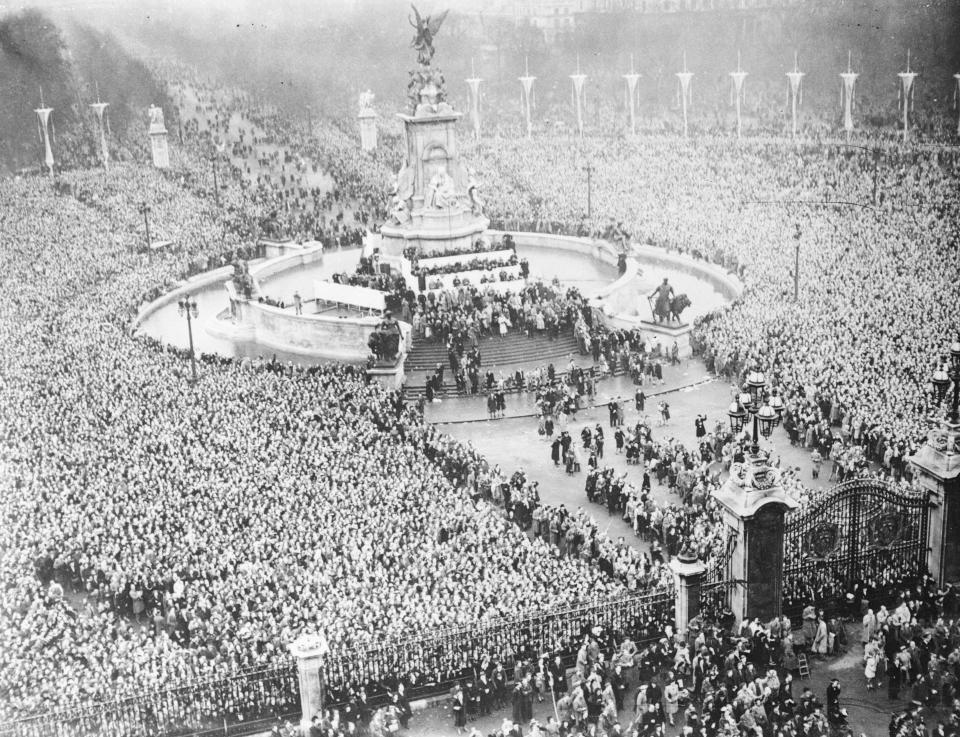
4, 49, 960, 737
471, 135, 960, 462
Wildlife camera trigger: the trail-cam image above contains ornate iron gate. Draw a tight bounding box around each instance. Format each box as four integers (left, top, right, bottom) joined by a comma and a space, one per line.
699, 529, 739, 622
782, 478, 931, 622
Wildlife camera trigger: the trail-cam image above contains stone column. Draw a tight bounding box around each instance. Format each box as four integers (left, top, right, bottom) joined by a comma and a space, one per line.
148, 104, 170, 169
289, 633, 328, 736
711, 461, 799, 626
908, 424, 960, 587
669, 552, 706, 635
359, 110, 378, 151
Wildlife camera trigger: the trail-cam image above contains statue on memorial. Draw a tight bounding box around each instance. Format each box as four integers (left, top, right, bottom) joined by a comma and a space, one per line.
409, 5, 448, 66
649, 278, 692, 324
232, 259, 254, 300
148, 105, 165, 130
368, 311, 402, 364
406, 5, 452, 115
425, 167, 459, 209
358, 89, 376, 115
466, 168, 484, 216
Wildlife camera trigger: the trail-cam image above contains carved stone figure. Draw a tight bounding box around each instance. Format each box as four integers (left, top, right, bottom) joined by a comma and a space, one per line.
425, 167, 458, 209
409, 5, 449, 66
148, 105, 165, 130
358, 90, 376, 114
369, 311, 402, 363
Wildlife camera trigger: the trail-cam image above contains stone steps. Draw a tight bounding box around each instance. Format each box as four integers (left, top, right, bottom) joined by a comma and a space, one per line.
404, 332, 580, 372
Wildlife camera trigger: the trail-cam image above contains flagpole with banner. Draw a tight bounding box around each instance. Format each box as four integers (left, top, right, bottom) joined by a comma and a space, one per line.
729, 50, 747, 139
90, 81, 110, 170
623, 53, 641, 136
466, 57, 482, 141
786, 51, 804, 139
35, 87, 55, 176
570, 53, 587, 139
840, 50, 858, 141
897, 49, 917, 142
519, 55, 536, 139
954, 73, 960, 137
676, 51, 693, 139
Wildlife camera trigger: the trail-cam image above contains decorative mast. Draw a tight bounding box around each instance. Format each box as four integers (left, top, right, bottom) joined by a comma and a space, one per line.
676, 50, 693, 138
623, 53, 641, 136
840, 50, 858, 140
729, 50, 748, 139
519, 55, 536, 139
35, 86, 55, 175
570, 52, 587, 139
90, 81, 110, 170
897, 49, 918, 142
786, 51, 804, 139
465, 56, 482, 141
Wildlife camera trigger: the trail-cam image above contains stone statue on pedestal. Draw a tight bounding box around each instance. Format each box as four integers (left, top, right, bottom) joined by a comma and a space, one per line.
148, 105, 166, 131
368, 311, 402, 364
409, 5, 448, 66
425, 167, 459, 209
358, 90, 376, 115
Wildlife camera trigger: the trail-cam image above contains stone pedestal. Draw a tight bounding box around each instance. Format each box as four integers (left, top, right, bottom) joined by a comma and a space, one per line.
379, 108, 488, 257
908, 423, 960, 587
289, 634, 328, 735
711, 460, 799, 626
367, 357, 407, 391
359, 111, 377, 152
669, 556, 706, 635
150, 129, 170, 169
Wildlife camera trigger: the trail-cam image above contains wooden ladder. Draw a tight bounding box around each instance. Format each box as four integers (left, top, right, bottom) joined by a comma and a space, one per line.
798, 652, 810, 680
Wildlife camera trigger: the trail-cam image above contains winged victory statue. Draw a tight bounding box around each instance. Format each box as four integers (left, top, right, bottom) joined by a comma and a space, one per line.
409, 5, 449, 66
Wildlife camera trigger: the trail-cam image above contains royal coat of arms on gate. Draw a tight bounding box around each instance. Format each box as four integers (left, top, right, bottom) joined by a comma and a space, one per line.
804, 522, 841, 560
866, 512, 906, 549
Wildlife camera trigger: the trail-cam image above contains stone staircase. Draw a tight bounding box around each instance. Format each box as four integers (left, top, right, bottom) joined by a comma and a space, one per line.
403, 331, 584, 395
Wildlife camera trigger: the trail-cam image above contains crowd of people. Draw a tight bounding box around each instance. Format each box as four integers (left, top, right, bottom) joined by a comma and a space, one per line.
0, 160, 640, 730
4, 47, 960, 737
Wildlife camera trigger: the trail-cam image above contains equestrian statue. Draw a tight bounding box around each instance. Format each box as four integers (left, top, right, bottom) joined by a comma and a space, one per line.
648, 278, 691, 324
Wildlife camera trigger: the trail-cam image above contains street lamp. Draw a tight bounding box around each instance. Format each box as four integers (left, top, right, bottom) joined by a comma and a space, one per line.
210, 151, 220, 208
728, 371, 783, 458
931, 340, 960, 427
139, 202, 152, 255
178, 297, 199, 384
584, 161, 594, 220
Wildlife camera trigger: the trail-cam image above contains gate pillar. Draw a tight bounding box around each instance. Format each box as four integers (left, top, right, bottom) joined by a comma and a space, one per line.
711, 461, 799, 627
289, 633, 328, 735
669, 551, 706, 635
908, 424, 960, 587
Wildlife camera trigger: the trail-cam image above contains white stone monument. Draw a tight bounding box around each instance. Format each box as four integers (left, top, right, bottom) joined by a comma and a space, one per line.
148, 104, 170, 169
358, 90, 378, 152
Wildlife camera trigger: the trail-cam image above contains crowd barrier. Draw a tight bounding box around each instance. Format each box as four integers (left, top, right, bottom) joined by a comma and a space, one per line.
0, 589, 673, 737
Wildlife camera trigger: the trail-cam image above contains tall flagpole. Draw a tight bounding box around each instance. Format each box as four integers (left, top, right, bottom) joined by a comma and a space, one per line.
519, 56, 536, 139
897, 49, 917, 142
840, 50, 858, 141
729, 50, 747, 139
622, 53, 641, 137
570, 53, 587, 139
35, 87, 55, 176
466, 57, 482, 142
676, 50, 693, 139
90, 81, 110, 170
786, 51, 804, 139
954, 73, 960, 137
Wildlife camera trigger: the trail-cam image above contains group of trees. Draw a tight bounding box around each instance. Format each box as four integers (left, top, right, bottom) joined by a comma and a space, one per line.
0, 9, 170, 174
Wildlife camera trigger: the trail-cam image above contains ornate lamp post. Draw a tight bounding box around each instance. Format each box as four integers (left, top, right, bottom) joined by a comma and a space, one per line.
931, 340, 960, 428
910, 339, 960, 588
727, 371, 783, 458
178, 297, 199, 384
139, 202, 152, 255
